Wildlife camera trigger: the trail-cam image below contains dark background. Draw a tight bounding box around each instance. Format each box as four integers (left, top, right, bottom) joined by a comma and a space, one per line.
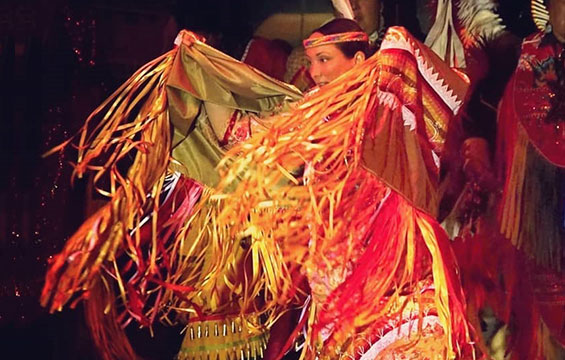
0, 0, 535, 358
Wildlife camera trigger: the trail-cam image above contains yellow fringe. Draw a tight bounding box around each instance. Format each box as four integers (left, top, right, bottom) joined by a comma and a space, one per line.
417, 215, 457, 359
500, 124, 528, 247
500, 124, 562, 270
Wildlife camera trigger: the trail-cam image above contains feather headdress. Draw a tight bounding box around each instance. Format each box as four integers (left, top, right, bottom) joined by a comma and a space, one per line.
425, 0, 506, 67
331, 0, 355, 20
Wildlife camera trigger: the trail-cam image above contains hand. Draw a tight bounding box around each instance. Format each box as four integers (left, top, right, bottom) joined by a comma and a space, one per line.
461, 137, 499, 191
461, 137, 491, 180
174, 30, 205, 48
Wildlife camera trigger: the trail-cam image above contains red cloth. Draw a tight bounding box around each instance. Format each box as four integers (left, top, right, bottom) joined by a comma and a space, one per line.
242, 36, 292, 81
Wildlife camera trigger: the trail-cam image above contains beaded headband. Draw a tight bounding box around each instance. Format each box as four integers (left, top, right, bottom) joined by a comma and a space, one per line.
303, 31, 369, 49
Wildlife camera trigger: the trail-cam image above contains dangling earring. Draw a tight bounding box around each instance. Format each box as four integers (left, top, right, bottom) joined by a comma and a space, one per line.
545, 22, 553, 34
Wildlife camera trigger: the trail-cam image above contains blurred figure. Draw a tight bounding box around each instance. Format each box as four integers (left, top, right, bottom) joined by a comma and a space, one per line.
241, 37, 293, 81
454, 0, 565, 358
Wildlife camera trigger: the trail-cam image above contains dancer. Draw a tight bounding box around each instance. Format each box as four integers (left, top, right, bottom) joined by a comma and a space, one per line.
40, 29, 302, 360
205, 22, 475, 359
40, 19, 372, 360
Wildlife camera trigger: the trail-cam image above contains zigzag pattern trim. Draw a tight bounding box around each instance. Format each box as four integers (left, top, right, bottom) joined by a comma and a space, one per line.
376, 91, 417, 131
380, 29, 463, 114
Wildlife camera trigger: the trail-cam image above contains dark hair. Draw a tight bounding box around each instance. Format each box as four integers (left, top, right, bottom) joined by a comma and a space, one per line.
312, 18, 371, 58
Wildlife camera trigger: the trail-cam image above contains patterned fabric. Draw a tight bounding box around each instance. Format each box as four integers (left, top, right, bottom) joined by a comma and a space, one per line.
177, 314, 269, 360
364, 26, 467, 217
512, 32, 565, 167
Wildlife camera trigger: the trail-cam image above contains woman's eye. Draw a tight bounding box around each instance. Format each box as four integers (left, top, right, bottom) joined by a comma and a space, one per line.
320, 57, 329, 63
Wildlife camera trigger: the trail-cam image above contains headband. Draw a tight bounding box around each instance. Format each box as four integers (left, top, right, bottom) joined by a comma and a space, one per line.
303, 31, 369, 49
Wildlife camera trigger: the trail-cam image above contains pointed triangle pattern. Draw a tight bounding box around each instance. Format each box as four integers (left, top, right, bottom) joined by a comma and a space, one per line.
380, 28, 463, 114
401, 105, 417, 132
377, 90, 401, 111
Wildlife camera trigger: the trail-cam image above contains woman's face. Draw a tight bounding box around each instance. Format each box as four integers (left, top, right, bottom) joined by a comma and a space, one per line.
549, 0, 565, 43
305, 32, 358, 87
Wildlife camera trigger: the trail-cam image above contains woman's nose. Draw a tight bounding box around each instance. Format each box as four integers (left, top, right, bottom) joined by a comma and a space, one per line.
309, 63, 321, 81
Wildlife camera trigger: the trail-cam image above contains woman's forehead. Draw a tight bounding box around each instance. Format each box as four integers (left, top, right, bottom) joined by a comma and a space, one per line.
305, 45, 342, 58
